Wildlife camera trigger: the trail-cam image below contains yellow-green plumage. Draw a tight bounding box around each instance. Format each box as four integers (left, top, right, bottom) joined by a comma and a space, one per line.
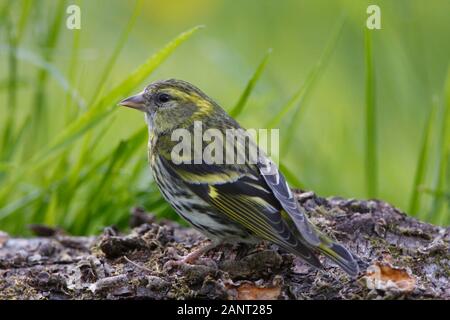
120, 79, 359, 277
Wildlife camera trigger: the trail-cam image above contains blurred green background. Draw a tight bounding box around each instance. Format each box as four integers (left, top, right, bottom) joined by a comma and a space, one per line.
0, 0, 449, 235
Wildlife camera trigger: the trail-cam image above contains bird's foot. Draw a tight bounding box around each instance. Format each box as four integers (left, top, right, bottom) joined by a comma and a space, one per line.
163, 242, 219, 270
295, 190, 315, 201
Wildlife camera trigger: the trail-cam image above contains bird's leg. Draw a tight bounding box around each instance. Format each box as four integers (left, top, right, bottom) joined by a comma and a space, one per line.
180, 242, 218, 264
294, 190, 315, 201
163, 241, 220, 270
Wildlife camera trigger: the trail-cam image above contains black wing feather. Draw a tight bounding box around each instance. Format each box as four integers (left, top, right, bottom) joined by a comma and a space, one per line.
257, 157, 320, 246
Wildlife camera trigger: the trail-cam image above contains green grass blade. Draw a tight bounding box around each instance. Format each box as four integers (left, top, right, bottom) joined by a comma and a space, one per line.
78, 149, 128, 233
1, 0, 32, 159
280, 16, 345, 152
446, 153, 450, 225
49, 24, 203, 178
410, 99, 438, 217
0, 1, 12, 27
73, 129, 147, 234
267, 16, 345, 187
267, 16, 345, 130
15, 0, 33, 43
2, 127, 145, 231
43, 190, 58, 226
64, 0, 83, 120
77, 0, 142, 181
229, 49, 272, 118
0, 26, 202, 210
2, 21, 18, 160
365, 27, 378, 198
0, 45, 86, 108
421, 187, 449, 199
0, 189, 42, 220
99, 25, 204, 109
432, 67, 450, 224
30, 0, 67, 151
0, 78, 28, 90
88, 0, 143, 107
436, 152, 450, 225
32, 25, 203, 165
0, 114, 31, 164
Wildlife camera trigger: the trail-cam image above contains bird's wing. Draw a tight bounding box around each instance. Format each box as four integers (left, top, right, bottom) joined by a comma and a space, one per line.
256, 155, 359, 276
256, 156, 320, 246
158, 155, 322, 268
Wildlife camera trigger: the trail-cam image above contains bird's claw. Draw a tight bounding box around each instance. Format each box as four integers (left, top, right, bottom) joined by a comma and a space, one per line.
163, 256, 217, 271
163, 242, 220, 270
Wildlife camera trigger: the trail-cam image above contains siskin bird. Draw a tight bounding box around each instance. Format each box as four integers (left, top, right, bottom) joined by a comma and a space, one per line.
119, 79, 359, 277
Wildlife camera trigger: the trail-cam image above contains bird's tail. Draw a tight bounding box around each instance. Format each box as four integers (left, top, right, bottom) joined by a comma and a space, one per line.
314, 233, 359, 277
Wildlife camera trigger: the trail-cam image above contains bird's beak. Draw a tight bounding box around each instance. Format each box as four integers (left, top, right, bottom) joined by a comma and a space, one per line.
119, 91, 146, 111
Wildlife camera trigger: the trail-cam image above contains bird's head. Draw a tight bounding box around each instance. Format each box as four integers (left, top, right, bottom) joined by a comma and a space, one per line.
119, 79, 221, 134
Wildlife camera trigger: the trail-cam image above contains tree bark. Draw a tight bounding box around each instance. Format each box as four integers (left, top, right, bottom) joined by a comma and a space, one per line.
0, 191, 449, 300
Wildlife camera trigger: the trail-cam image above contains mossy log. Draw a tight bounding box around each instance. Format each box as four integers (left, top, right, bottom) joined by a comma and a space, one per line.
0, 191, 449, 300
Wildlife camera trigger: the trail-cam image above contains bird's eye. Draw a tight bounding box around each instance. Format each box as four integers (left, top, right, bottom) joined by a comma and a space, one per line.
157, 93, 171, 104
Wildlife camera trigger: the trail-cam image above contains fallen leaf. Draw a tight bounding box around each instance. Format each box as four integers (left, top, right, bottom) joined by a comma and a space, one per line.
226, 282, 280, 300
365, 262, 416, 293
